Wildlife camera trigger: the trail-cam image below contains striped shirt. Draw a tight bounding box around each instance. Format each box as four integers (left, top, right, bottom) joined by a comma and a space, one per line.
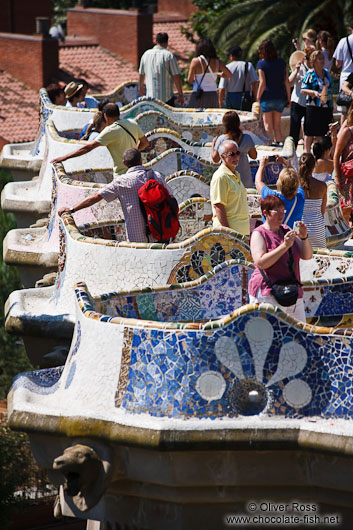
139, 45, 180, 102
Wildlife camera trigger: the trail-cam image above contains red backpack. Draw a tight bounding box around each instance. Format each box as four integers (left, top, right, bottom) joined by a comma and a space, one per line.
138, 177, 180, 243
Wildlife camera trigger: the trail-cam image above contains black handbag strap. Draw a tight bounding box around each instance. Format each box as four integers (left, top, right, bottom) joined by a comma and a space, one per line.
116, 122, 136, 143
347, 37, 353, 62
259, 247, 298, 287
242, 61, 249, 93
196, 56, 211, 90
259, 226, 301, 288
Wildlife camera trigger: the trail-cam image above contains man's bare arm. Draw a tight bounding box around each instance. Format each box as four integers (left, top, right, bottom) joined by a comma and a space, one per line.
139, 73, 145, 96
218, 88, 226, 108
51, 140, 100, 164
58, 192, 102, 216
173, 74, 184, 104
213, 203, 229, 227
137, 135, 150, 151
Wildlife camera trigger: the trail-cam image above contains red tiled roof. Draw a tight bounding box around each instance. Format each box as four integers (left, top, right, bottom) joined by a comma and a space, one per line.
153, 19, 195, 67
0, 20, 193, 145
57, 44, 138, 93
0, 70, 40, 145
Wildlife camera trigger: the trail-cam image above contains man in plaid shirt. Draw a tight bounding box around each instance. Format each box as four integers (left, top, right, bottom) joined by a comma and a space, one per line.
58, 148, 175, 243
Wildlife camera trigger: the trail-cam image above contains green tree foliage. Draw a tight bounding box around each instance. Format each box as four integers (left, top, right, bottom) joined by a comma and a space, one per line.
0, 169, 32, 399
188, 0, 353, 64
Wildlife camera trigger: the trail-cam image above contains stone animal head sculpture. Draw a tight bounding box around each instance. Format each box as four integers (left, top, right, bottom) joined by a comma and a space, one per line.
53, 443, 111, 511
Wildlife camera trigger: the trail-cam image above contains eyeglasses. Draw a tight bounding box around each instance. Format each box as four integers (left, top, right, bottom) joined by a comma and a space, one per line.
224, 151, 240, 157
269, 209, 285, 216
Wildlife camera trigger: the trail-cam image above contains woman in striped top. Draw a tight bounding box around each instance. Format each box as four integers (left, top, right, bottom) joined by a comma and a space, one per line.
299, 153, 327, 248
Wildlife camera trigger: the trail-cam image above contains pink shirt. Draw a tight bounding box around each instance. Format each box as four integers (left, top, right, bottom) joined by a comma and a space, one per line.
249, 224, 303, 298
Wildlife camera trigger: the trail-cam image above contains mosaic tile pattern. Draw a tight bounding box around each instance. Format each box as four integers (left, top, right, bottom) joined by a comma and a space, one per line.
70, 282, 353, 419
143, 128, 212, 163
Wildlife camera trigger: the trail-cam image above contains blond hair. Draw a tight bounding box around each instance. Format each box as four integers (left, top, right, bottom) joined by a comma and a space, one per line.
310, 50, 324, 66
276, 168, 299, 200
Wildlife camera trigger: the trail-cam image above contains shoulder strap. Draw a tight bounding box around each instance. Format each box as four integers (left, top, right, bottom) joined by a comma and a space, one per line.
284, 195, 297, 225
347, 36, 353, 62
196, 56, 211, 89
116, 122, 136, 143
242, 62, 249, 93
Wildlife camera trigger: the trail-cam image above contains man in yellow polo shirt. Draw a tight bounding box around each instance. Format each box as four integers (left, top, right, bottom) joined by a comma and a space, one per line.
51, 103, 149, 176
210, 139, 250, 235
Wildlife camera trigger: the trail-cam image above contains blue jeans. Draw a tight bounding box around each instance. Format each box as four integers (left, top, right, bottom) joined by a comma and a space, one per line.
225, 92, 243, 110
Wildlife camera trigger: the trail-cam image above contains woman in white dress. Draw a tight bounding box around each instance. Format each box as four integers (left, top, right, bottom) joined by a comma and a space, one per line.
299, 153, 327, 248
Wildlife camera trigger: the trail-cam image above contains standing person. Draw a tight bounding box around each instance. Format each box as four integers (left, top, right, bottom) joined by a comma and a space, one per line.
301, 50, 333, 153
51, 103, 149, 176
333, 21, 353, 124
293, 29, 317, 51
218, 46, 258, 109
138, 33, 184, 106
255, 156, 305, 229
256, 40, 290, 146
187, 37, 231, 109
58, 149, 176, 243
312, 136, 334, 182
298, 153, 327, 248
289, 47, 314, 147
249, 195, 312, 322
210, 140, 250, 236
333, 104, 353, 208
211, 111, 257, 188
316, 31, 335, 72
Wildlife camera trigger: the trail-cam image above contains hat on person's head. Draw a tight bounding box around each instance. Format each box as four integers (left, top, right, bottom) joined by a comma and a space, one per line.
64, 81, 83, 100
289, 50, 305, 71
227, 45, 242, 58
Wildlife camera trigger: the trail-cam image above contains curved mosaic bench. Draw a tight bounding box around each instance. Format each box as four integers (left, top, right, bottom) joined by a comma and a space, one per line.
8, 278, 353, 529
135, 107, 267, 143
10, 272, 353, 419
2, 175, 257, 289
143, 128, 212, 163
5, 218, 251, 363
91, 80, 138, 106
1, 120, 113, 227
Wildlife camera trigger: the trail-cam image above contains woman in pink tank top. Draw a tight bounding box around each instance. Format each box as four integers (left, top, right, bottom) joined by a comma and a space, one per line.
249, 195, 312, 321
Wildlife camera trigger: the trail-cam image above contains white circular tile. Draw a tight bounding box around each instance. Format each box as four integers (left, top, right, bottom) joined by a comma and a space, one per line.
283, 379, 312, 409
195, 371, 226, 402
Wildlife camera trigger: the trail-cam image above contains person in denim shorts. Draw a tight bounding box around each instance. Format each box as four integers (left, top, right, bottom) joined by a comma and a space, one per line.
257, 40, 290, 146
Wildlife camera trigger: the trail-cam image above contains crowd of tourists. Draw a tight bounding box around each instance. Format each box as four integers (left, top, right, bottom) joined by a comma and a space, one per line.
47, 24, 353, 322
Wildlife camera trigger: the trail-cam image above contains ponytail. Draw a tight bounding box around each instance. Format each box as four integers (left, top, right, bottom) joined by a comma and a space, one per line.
299, 153, 315, 194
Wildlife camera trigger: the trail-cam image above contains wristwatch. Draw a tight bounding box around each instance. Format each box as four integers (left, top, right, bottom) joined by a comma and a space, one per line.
300, 235, 308, 240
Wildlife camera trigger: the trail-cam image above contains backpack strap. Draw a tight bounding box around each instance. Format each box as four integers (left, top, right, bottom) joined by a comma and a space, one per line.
347, 36, 353, 63
242, 61, 249, 93
116, 122, 136, 143
196, 55, 211, 89
284, 195, 297, 225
